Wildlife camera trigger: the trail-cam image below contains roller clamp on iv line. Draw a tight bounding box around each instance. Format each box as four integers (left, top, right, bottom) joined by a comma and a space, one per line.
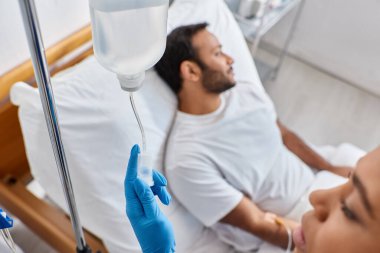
0, 209, 16, 253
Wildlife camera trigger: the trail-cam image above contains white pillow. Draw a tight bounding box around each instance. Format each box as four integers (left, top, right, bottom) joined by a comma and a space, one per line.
11, 0, 271, 252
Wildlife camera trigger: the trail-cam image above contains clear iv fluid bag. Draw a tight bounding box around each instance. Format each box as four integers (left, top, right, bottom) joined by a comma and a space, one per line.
89, 0, 169, 186
89, 0, 168, 85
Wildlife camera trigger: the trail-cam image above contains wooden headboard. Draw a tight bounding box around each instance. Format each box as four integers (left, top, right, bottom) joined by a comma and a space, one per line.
0, 24, 108, 253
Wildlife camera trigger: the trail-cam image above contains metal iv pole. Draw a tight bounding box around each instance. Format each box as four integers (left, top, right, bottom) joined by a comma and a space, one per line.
18, 0, 92, 252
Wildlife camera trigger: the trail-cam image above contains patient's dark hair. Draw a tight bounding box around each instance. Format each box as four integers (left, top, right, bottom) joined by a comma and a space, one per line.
155, 23, 208, 94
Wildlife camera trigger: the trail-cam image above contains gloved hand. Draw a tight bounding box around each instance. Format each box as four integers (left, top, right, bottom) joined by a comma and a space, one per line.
125, 144, 176, 253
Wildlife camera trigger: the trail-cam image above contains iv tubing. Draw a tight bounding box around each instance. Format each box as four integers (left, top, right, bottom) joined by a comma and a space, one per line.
1, 229, 16, 253
129, 92, 147, 152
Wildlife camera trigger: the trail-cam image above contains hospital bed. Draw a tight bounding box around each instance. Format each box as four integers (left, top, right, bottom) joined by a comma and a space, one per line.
0, 0, 365, 252
0, 26, 108, 252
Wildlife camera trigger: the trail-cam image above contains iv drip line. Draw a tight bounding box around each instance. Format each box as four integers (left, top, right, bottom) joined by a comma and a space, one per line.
1, 229, 16, 253
129, 92, 147, 152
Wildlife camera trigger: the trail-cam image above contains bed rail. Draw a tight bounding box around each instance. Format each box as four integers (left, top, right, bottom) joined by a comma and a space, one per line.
0, 24, 108, 253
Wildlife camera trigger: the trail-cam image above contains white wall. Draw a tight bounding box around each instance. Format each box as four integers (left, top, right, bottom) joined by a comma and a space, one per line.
262, 0, 380, 96
2, 0, 379, 96
0, 0, 90, 76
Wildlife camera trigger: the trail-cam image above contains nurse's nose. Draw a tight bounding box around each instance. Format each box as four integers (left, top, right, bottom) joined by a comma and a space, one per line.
309, 186, 339, 222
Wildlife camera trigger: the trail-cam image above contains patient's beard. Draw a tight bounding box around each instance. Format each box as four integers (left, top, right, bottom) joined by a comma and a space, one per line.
201, 67, 235, 94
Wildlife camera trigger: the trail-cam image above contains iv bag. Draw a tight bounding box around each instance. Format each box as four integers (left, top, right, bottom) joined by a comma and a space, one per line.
89, 0, 169, 91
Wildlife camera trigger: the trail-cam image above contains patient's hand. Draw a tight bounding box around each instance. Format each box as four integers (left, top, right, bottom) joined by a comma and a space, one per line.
263, 212, 299, 251
264, 212, 299, 231
327, 165, 353, 178
124, 145, 176, 253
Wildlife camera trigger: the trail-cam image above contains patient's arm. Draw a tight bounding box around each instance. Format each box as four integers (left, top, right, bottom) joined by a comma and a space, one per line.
276, 120, 352, 177
221, 196, 298, 250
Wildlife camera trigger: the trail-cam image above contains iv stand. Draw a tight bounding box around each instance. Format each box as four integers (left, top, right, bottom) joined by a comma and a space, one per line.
18, 0, 92, 252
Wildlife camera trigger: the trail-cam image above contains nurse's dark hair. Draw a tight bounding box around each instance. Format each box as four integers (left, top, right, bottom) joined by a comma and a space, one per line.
155, 22, 209, 94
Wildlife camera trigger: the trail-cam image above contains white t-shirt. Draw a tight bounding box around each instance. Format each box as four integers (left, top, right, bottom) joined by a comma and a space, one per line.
165, 83, 315, 251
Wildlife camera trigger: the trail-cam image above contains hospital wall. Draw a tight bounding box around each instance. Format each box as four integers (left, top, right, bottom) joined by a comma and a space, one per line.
0, 0, 90, 76
262, 0, 380, 96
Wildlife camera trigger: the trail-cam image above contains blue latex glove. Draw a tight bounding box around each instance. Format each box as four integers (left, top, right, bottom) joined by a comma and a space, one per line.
125, 144, 176, 253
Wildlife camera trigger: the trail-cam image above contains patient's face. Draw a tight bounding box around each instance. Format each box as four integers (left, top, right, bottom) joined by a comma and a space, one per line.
192, 29, 236, 94
296, 147, 380, 253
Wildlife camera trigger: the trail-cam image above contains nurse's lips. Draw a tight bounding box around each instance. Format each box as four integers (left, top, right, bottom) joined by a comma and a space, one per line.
293, 226, 307, 252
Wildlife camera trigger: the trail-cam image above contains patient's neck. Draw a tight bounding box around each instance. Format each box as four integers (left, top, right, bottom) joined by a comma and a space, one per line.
178, 88, 221, 115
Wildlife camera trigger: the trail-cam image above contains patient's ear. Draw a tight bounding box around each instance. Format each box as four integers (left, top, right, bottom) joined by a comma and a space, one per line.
180, 60, 201, 82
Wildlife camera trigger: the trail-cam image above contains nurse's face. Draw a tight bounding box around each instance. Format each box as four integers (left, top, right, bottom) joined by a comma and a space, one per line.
294, 147, 380, 253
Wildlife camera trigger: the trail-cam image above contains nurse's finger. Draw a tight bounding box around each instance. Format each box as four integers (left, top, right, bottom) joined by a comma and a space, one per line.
152, 185, 171, 206
126, 190, 144, 219
126, 144, 140, 182
152, 170, 167, 186
134, 178, 160, 219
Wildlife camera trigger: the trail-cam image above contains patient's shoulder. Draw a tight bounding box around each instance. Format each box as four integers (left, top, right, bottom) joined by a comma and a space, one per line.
165, 131, 215, 169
